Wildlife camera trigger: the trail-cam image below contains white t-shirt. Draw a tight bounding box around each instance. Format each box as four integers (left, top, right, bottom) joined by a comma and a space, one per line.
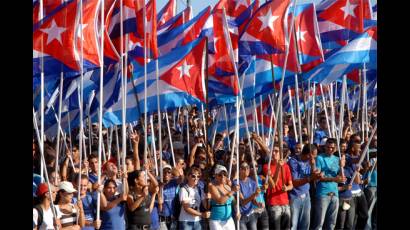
33, 206, 62, 230
178, 185, 202, 222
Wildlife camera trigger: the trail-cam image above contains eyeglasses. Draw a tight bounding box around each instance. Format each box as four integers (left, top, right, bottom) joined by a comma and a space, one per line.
164, 170, 172, 174
190, 174, 200, 179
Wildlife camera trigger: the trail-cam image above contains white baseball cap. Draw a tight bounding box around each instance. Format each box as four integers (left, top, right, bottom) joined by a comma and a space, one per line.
59, 181, 77, 193
214, 165, 228, 175
163, 164, 172, 170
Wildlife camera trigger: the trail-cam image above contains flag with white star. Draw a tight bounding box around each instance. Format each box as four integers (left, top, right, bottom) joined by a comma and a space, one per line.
238, 0, 291, 55
157, 0, 176, 28
292, 3, 324, 72
102, 38, 207, 126
33, 0, 101, 76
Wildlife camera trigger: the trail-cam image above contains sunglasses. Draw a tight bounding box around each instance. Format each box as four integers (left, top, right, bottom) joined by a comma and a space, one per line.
164, 170, 172, 174
217, 173, 227, 177
190, 174, 200, 179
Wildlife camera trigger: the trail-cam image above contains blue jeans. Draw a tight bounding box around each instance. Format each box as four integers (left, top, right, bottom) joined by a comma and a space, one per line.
268, 205, 291, 230
240, 212, 258, 230
290, 194, 311, 230
179, 221, 201, 230
313, 195, 339, 230
255, 208, 269, 230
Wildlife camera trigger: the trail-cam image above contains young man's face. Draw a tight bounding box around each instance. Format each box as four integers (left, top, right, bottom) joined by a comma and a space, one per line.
320, 119, 327, 129
239, 164, 250, 178
272, 147, 280, 161
325, 143, 336, 155
341, 143, 347, 153
90, 158, 99, 173
295, 144, 303, 154
126, 159, 135, 172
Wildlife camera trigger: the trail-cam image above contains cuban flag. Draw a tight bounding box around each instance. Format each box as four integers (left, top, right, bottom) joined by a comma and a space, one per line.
157, 6, 192, 35
103, 38, 207, 127
44, 66, 122, 137
239, 0, 291, 55
303, 26, 377, 85
292, 3, 324, 72
157, 0, 176, 28
157, 6, 211, 55
207, 8, 241, 106
211, 96, 274, 139
33, 0, 101, 79
317, 0, 372, 50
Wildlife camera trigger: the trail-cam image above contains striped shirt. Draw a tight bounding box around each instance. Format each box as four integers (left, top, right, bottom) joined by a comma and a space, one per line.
56, 204, 78, 228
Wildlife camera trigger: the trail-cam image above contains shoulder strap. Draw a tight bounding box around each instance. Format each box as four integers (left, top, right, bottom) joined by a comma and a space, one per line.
34, 205, 43, 227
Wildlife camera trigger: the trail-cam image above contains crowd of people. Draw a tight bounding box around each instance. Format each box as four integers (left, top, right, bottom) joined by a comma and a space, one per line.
33, 104, 377, 230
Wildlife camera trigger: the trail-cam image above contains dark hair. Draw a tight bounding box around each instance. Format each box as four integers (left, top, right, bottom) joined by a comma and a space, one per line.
326, 138, 337, 145
319, 117, 327, 123
340, 139, 348, 145
104, 179, 118, 188
73, 173, 89, 185
127, 170, 144, 188
302, 134, 309, 143
186, 166, 201, 176
89, 153, 98, 161
126, 155, 134, 161
301, 144, 317, 155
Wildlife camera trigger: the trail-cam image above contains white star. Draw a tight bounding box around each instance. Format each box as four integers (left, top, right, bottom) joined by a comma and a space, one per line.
235, 0, 249, 12
177, 60, 194, 79
160, 12, 168, 24
258, 8, 279, 32
296, 30, 307, 42
76, 24, 88, 42
40, 19, 66, 45
340, 0, 357, 19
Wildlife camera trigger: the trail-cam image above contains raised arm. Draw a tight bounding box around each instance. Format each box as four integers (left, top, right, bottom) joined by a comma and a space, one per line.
188, 143, 200, 167
130, 131, 141, 170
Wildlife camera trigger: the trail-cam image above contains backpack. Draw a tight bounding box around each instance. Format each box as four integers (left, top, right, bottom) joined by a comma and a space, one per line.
172, 184, 203, 219
34, 204, 57, 228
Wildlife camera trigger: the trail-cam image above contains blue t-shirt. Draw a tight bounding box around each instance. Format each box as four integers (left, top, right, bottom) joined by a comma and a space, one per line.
100, 195, 126, 230
73, 192, 98, 230
88, 172, 98, 185
338, 167, 353, 199
314, 129, 328, 145
252, 176, 265, 209
160, 179, 179, 217
284, 136, 297, 150
288, 156, 311, 200
369, 170, 377, 187
315, 153, 340, 198
151, 204, 160, 230
234, 178, 257, 215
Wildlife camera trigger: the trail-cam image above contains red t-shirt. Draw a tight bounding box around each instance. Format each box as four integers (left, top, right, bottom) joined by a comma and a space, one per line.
263, 162, 292, 206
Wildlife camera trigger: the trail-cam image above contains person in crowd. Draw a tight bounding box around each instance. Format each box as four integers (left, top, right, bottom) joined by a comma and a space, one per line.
158, 164, 182, 230
234, 161, 261, 230
312, 138, 346, 230
178, 166, 210, 230
208, 165, 240, 230
55, 181, 85, 229
72, 174, 104, 230
34, 183, 62, 230
289, 144, 321, 230
263, 143, 293, 230
100, 179, 127, 230
126, 168, 159, 230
